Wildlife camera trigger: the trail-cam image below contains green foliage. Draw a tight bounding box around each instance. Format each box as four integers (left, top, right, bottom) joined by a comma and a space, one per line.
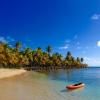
0, 42, 87, 69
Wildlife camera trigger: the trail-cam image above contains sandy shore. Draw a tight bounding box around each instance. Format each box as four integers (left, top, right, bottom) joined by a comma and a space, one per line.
0, 70, 81, 100
0, 68, 27, 79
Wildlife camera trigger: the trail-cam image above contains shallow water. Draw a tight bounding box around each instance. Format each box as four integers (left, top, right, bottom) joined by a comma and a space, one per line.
0, 67, 99, 100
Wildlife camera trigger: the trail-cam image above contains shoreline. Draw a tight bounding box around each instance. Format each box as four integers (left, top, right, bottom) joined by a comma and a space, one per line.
0, 68, 27, 79
0, 68, 97, 100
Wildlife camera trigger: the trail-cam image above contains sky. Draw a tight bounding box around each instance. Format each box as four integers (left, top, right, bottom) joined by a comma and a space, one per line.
0, 0, 100, 66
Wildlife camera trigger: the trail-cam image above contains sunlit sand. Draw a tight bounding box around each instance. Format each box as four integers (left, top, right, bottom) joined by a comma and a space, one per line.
0, 68, 26, 79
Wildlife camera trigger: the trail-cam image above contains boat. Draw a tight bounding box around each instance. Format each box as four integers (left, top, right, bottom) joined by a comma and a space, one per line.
66, 83, 85, 89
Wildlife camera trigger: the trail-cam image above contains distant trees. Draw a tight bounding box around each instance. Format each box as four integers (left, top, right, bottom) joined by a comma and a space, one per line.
0, 42, 87, 70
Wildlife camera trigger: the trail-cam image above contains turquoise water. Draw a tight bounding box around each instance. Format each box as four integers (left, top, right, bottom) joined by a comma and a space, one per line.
46, 67, 100, 100
0, 67, 99, 100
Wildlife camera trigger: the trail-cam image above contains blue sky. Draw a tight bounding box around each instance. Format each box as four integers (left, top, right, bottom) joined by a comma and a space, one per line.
0, 0, 100, 66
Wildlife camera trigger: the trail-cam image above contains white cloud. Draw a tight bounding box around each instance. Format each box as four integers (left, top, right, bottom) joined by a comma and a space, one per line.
84, 57, 91, 61
84, 57, 100, 66
97, 41, 100, 47
9, 44, 13, 47
59, 44, 69, 50
0, 36, 7, 43
91, 14, 100, 20
7, 36, 15, 42
0, 36, 16, 44
65, 40, 71, 43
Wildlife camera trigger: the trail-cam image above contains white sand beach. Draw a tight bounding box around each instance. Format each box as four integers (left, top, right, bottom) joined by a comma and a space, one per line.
0, 71, 80, 100
0, 68, 26, 79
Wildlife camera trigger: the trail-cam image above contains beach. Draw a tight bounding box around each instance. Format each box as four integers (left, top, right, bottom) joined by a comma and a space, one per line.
0, 68, 27, 79
0, 68, 99, 100
0, 70, 82, 100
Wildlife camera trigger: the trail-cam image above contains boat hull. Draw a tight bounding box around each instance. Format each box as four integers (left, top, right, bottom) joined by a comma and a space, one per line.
66, 83, 85, 89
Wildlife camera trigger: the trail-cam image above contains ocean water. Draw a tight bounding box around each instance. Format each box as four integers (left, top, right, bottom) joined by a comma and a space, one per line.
0, 67, 99, 100
46, 67, 100, 100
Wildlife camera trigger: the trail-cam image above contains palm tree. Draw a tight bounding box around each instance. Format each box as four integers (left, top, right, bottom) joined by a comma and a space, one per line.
56, 53, 62, 61
0, 43, 12, 67
24, 48, 33, 66
0, 42, 4, 53
67, 51, 71, 56
15, 42, 21, 52
77, 57, 81, 63
24, 48, 32, 55
46, 45, 52, 55
51, 53, 62, 69
65, 51, 73, 67
65, 51, 72, 61
19, 54, 29, 67
81, 58, 84, 63
37, 47, 41, 50
32, 47, 43, 67
3, 43, 10, 66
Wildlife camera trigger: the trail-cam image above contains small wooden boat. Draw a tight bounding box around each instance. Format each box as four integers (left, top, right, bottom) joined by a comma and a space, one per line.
66, 83, 85, 89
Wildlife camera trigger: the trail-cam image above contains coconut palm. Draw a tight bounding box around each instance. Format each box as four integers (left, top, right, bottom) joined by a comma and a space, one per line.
46, 45, 52, 56
65, 51, 72, 61
0, 43, 10, 67
24, 48, 33, 66
81, 58, 84, 63
15, 42, 21, 52
77, 57, 81, 63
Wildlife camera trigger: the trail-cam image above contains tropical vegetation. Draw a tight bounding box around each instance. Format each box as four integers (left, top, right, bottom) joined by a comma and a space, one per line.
0, 42, 88, 70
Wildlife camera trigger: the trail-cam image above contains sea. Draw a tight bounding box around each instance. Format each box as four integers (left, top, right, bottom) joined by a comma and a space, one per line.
0, 67, 99, 100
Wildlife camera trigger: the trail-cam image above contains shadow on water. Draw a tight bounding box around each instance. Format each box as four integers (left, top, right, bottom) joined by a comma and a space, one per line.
60, 87, 85, 93
42, 69, 74, 81
60, 89, 67, 92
